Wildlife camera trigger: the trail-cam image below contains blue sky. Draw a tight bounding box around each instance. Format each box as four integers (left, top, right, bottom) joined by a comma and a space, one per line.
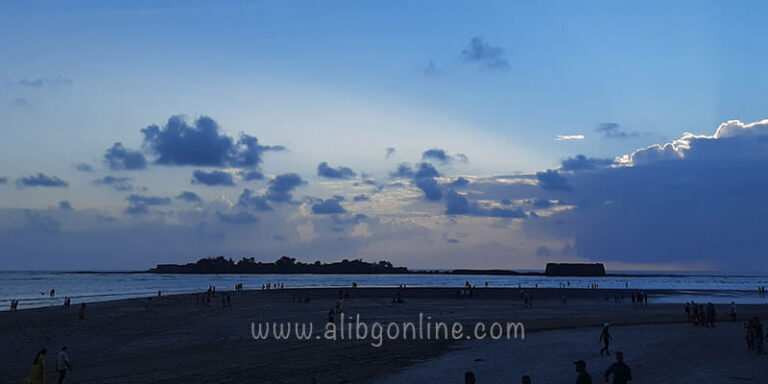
2, 1, 768, 270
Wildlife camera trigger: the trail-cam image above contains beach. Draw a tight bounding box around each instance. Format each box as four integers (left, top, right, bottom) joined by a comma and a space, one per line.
2, 287, 768, 383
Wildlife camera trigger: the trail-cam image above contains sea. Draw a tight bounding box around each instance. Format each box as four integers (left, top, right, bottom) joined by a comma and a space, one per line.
2, 271, 768, 310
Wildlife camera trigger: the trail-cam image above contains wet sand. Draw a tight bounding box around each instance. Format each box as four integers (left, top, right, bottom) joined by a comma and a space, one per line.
1, 287, 767, 383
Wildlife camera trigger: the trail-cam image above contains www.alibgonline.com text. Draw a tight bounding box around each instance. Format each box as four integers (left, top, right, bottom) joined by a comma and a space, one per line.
251, 313, 525, 347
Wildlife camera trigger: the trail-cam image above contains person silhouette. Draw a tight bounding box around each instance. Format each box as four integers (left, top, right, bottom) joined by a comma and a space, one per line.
574, 360, 592, 384
604, 351, 631, 384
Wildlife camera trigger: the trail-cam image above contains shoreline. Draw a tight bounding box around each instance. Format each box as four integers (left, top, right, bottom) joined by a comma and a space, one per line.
5, 286, 768, 312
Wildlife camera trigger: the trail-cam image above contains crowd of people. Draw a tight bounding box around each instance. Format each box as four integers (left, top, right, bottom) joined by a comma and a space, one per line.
685, 301, 717, 327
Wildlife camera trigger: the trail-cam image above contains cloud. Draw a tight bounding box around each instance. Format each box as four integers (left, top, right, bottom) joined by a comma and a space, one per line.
596, 123, 639, 139
0, 177, 7, 184
216, 211, 258, 225
526, 118, 768, 270
422, 148, 469, 164
311, 197, 347, 215
191, 170, 236, 186
176, 191, 202, 203
447, 177, 470, 188
461, 37, 510, 70
535, 169, 572, 191
555, 134, 585, 141
412, 163, 442, 201
560, 155, 614, 172
59, 201, 73, 211
75, 163, 93, 172
240, 170, 264, 181
104, 142, 148, 171
17, 75, 73, 87
317, 162, 356, 179
93, 176, 133, 191
14, 98, 29, 107
445, 191, 526, 218
124, 194, 171, 215
389, 162, 442, 201
16, 173, 68, 188
385, 147, 396, 158
353, 194, 370, 202
389, 163, 414, 178
265, 173, 306, 202
141, 115, 283, 168
238, 189, 273, 211
618, 119, 768, 166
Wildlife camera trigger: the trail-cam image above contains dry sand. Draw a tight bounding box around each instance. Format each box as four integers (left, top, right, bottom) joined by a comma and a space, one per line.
1, 287, 767, 383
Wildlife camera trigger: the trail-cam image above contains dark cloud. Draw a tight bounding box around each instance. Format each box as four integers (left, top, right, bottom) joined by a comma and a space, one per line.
389, 163, 414, 178
124, 194, 171, 215
389, 162, 442, 201
237, 189, 273, 211
17, 75, 73, 87
527, 119, 768, 269
385, 147, 396, 158
445, 191, 526, 218
560, 155, 614, 172
265, 173, 306, 202
413, 163, 442, 201
141, 115, 283, 168
422, 149, 469, 164
415, 177, 442, 201
353, 194, 370, 202
317, 162, 356, 179
422, 149, 450, 163
16, 173, 68, 188
176, 191, 202, 203
75, 163, 93, 172
461, 37, 510, 70
596, 123, 639, 139
0, 177, 7, 184
447, 177, 470, 188
216, 211, 258, 225
191, 170, 236, 186
14, 98, 29, 107
59, 201, 73, 211
413, 162, 440, 179
240, 170, 264, 181
104, 143, 148, 171
536, 169, 572, 192
93, 176, 133, 191
311, 197, 347, 215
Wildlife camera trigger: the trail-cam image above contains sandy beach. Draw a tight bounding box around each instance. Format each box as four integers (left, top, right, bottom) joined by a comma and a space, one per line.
2, 287, 768, 383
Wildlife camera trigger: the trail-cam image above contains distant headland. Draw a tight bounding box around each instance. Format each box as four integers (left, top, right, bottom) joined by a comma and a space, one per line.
148, 256, 607, 277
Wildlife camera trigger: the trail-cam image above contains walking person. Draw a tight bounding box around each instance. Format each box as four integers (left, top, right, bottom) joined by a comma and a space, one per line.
600, 323, 612, 356
604, 351, 632, 384
57, 346, 72, 384
25, 348, 47, 384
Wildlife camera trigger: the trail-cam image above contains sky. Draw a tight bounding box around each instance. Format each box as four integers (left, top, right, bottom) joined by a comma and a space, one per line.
2, 1, 768, 271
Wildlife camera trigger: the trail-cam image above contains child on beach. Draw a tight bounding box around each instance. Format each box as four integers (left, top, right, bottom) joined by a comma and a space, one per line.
600, 323, 612, 356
